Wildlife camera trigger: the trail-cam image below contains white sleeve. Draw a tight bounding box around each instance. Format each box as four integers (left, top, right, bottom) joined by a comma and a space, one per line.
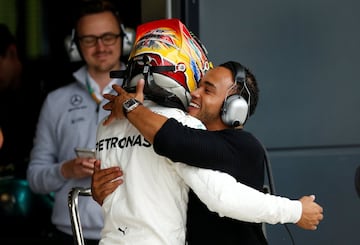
174, 162, 302, 224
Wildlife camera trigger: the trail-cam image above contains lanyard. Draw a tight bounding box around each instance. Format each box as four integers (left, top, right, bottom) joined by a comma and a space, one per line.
85, 75, 102, 105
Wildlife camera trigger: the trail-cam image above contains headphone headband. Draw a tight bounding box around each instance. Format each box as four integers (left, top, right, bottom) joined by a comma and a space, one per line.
229, 62, 246, 85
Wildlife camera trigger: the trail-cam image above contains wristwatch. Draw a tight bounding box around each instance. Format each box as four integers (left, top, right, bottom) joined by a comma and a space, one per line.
123, 98, 142, 117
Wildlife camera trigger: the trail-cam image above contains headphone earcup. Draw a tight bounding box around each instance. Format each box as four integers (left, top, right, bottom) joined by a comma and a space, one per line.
64, 29, 82, 62
221, 94, 249, 127
121, 25, 135, 57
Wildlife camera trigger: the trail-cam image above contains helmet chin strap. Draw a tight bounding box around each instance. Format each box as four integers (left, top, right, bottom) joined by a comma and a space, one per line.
141, 61, 186, 111
110, 55, 186, 111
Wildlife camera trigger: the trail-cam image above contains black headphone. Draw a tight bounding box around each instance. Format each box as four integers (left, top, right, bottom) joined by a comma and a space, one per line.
221, 61, 250, 127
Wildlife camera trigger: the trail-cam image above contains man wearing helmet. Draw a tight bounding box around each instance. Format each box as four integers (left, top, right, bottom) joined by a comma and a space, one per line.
93, 19, 323, 244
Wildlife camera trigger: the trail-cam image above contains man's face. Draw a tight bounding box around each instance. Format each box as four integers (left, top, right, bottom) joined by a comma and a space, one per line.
76, 11, 122, 74
188, 66, 235, 130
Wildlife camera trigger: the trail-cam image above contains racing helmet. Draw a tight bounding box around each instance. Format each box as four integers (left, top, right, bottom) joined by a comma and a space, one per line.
110, 18, 212, 110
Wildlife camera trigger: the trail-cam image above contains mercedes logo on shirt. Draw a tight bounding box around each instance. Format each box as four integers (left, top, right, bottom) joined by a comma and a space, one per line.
71, 94, 83, 106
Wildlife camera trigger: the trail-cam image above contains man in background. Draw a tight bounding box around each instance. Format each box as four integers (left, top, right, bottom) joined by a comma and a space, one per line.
26, 0, 130, 244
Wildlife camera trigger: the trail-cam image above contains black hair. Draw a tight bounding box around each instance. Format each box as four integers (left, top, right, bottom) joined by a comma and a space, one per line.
73, 0, 123, 32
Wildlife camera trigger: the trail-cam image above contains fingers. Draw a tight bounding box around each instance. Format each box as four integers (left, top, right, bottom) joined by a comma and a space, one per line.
297, 194, 324, 231
299, 195, 315, 203
135, 79, 145, 102
311, 213, 323, 230
103, 94, 116, 112
91, 165, 123, 205
95, 181, 122, 205
94, 166, 123, 183
103, 93, 116, 100
112, 84, 124, 93
94, 159, 101, 171
103, 102, 111, 111
81, 158, 96, 169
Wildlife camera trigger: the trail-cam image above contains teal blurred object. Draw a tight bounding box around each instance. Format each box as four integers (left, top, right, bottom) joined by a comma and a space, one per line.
0, 177, 55, 241
0, 177, 53, 216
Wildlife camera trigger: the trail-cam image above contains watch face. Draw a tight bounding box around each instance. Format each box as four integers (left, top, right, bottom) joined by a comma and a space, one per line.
123, 98, 140, 113
124, 99, 137, 108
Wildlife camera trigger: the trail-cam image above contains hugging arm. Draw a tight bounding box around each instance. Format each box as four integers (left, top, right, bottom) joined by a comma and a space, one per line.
174, 162, 323, 230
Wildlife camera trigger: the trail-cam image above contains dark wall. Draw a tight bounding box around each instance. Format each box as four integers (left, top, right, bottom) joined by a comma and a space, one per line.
198, 0, 360, 244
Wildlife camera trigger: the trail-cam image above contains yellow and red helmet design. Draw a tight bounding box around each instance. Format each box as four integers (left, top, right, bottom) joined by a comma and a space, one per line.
123, 18, 213, 110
